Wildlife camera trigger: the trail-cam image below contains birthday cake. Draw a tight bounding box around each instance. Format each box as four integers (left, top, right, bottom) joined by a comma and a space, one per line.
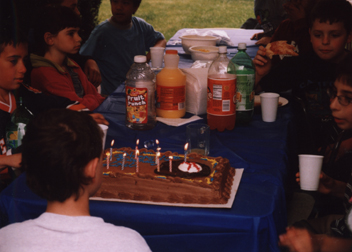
94, 147, 235, 204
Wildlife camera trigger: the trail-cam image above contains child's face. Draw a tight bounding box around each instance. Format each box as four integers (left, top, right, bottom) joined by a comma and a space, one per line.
110, 0, 138, 26
61, 0, 80, 15
51, 27, 82, 55
0, 43, 27, 92
330, 80, 352, 130
310, 20, 352, 63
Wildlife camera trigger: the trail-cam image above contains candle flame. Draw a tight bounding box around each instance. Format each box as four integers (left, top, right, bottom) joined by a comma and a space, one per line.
156, 139, 159, 145
123, 153, 127, 157
111, 140, 114, 146
106, 152, 110, 157
157, 147, 161, 151
136, 139, 139, 145
157, 152, 160, 157
169, 156, 173, 160
184, 143, 189, 151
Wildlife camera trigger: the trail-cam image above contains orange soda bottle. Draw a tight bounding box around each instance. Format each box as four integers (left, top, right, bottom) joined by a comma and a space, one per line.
207, 46, 236, 131
156, 50, 186, 118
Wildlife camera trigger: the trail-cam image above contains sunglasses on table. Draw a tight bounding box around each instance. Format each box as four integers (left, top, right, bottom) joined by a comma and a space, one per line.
327, 87, 352, 106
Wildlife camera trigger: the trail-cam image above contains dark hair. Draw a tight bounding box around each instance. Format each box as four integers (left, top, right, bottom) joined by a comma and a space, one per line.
310, 0, 352, 34
24, 109, 103, 202
32, 6, 81, 56
110, 0, 141, 7
0, 0, 28, 54
336, 54, 352, 87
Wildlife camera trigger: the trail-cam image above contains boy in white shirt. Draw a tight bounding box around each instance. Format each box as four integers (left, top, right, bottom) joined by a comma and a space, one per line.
0, 109, 151, 252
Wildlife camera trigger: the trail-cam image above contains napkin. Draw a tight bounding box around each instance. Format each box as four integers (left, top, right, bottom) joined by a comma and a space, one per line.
157, 115, 202, 127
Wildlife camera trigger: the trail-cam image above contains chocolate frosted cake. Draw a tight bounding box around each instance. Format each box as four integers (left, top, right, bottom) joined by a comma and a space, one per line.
94, 147, 235, 204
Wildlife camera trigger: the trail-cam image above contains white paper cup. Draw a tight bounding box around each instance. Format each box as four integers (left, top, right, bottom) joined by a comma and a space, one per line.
186, 123, 210, 156
150, 47, 165, 68
99, 124, 108, 150
299, 154, 324, 191
260, 92, 280, 122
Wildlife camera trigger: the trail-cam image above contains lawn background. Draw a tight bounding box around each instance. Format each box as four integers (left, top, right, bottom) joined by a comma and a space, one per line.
98, 0, 254, 41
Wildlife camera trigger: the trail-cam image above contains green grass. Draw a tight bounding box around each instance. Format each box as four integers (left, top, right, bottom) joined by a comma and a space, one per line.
98, 0, 254, 41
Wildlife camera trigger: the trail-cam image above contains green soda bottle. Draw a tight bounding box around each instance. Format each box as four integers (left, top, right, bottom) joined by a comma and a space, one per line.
5, 97, 33, 152
228, 43, 256, 124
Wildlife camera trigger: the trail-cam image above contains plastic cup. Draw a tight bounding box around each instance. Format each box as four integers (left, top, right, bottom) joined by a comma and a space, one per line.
299, 154, 324, 191
99, 124, 108, 150
150, 47, 165, 68
260, 92, 280, 122
186, 123, 210, 156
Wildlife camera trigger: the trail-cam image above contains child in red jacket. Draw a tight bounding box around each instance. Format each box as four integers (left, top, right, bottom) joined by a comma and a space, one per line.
30, 6, 105, 111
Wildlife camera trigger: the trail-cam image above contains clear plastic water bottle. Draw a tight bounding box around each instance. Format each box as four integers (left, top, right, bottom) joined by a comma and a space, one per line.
207, 46, 236, 131
125, 55, 156, 130
6, 97, 33, 152
228, 43, 255, 124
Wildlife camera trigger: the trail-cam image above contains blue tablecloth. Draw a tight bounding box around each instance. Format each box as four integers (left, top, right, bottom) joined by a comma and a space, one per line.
0, 29, 292, 252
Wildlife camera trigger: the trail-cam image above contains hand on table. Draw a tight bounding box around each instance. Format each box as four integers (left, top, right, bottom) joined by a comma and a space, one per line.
84, 59, 102, 88
0, 153, 22, 170
90, 113, 109, 126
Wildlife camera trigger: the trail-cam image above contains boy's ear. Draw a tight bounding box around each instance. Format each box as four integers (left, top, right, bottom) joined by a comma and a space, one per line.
347, 31, 352, 44
44, 32, 55, 46
85, 157, 99, 178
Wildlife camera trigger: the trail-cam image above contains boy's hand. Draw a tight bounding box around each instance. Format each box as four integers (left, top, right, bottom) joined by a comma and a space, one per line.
253, 46, 272, 84
251, 32, 264, 40
90, 113, 109, 126
0, 153, 22, 170
84, 59, 102, 88
279, 227, 319, 252
255, 36, 272, 46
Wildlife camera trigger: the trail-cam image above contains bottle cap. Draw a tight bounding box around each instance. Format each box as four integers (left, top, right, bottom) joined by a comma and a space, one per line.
134, 55, 147, 63
238, 43, 247, 50
165, 50, 178, 54
218, 46, 227, 53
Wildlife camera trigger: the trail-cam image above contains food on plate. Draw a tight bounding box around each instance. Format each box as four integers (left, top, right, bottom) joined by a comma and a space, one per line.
94, 147, 236, 204
194, 48, 211, 53
265, 40, 298, 59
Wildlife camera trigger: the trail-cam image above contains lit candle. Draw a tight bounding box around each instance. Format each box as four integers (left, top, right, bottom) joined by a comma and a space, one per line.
136, 149, 139, 173
122, 152, 126, 170
135, 139, 139, 159
110, 140, 114, 161
157, 152, 160, 172
169, 156, 173, 172
184, 143, 189, 162
156, 139, 159, 148
155, 147, 161, 164
106, 152, 110, 170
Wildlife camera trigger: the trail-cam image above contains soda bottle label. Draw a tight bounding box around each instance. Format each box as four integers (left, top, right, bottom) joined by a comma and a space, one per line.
6, 130, 18, 150
207, 76, 236, 116
236, 74, 255, 111
156, 85, 185, 111
126, 87, 148, 124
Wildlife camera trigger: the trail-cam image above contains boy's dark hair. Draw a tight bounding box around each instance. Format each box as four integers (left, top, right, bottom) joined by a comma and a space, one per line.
0, 1, 28, 54
336, 54, 352, 88
310, 0, 352, 34
23, 109, 103, 202
33, 6, 81, 56
110, 0, 141, 7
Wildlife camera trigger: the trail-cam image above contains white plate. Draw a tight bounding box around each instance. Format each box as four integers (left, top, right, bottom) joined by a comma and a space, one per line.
254, 95, 288, 107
